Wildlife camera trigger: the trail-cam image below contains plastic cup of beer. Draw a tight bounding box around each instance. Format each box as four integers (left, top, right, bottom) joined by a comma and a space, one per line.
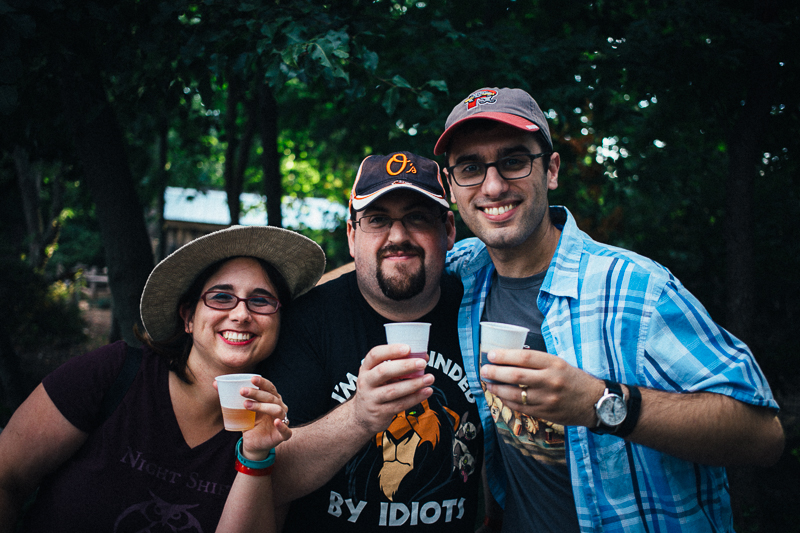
215, 373, 259, 431
479, 322, 529, 384
384, 322, 431, 380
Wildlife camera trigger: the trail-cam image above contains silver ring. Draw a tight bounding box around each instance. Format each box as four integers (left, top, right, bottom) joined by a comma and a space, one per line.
282, 416, 290, 426
521, 389, 528, 406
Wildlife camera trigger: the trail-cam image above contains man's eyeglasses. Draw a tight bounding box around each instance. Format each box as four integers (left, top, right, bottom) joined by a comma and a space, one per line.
353, 211, 447, 234
446, 152, 551, 187
201, 291, 281, 315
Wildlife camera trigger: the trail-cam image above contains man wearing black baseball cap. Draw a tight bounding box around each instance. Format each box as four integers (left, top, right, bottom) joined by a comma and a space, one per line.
437, 87, 783, 532
229, 151, 484, 532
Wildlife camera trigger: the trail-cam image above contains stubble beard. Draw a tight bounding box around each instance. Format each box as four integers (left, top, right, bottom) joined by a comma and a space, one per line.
376, 245, 426, 301
466, 195, 549, 252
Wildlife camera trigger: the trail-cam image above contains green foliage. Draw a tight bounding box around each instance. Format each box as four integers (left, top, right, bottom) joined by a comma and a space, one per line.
45, 180, 106, 277
0, 258, 86, 352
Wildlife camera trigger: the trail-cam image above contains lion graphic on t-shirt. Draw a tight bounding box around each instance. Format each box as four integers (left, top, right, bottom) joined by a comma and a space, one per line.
370, 389, 476, 501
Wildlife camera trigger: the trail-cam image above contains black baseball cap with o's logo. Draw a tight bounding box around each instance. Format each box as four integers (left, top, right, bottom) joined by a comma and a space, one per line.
348, 151, 450, 214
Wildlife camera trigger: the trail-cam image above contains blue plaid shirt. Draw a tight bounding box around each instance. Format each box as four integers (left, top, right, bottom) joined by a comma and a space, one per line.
446, 206, 778, 532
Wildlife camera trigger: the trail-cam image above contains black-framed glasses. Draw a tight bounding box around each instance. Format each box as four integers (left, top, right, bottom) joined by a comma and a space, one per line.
446, 152, 551, 187
353, 211, 447, 234
201, 291, 281, 315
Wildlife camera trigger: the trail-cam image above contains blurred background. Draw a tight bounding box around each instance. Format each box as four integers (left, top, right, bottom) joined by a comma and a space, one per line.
1, 0, 798, 529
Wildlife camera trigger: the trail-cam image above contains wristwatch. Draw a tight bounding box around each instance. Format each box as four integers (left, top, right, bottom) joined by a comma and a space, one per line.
590, 380, 627, 434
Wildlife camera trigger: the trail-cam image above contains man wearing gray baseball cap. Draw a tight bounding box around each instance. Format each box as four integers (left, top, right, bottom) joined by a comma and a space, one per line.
436, 87, 784, 532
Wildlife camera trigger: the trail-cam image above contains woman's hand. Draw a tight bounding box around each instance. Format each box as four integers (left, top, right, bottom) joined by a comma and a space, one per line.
239, 375, 292, 461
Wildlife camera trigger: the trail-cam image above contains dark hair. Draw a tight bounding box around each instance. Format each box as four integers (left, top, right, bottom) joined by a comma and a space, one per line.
444, 118, 552, 171
136, 256, 291, 383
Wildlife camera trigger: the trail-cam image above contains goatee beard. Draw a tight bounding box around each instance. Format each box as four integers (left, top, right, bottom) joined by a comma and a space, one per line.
377, 244, 426, 301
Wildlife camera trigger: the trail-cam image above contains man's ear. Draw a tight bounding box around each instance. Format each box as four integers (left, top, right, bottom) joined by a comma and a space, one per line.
346, 219, 357, 259
445, 210, 456, 250
547, 152, 561, 191
443, 168, 458, 204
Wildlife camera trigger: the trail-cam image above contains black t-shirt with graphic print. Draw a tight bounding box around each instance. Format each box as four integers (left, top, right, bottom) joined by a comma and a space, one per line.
264, 271, 483, 532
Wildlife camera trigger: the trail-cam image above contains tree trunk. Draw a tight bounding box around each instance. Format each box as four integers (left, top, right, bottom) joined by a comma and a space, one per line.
13, 146, 63, 272
724, 0, 779, 347
725, 2, 779, 528
155, 116, 170, 262
224, 75, 245, 225
223, 75, 258, 227
260, 87, 282, 228
58, 63, 154, 346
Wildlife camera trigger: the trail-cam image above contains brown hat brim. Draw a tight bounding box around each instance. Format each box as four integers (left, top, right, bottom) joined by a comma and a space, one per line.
140, 225, 325, 341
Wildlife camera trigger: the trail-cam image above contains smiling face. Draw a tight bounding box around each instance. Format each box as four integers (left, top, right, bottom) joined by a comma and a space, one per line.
347, 189, 455, 319
182, 257, 281, 376
445, 123, 560, 263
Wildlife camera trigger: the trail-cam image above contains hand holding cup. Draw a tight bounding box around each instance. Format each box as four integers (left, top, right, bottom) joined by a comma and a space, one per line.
479, 322, 530, 385
384, 322, 431, 380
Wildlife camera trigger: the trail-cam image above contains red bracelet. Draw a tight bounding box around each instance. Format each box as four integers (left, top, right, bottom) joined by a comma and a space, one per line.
235, 459, 273, 476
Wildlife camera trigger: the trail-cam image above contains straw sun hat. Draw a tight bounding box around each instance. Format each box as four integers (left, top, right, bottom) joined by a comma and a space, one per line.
140, 225, 326, 342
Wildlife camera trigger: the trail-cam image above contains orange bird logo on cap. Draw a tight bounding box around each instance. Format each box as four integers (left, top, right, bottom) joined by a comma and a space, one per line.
463, 89, 498, 109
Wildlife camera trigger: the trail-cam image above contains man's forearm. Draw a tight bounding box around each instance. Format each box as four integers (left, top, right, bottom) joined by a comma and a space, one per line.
624, 387, 784, 467
270, 400, 376, 505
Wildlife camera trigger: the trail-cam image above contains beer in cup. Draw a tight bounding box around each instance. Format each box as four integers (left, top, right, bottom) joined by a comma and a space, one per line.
216, 373, 259, 431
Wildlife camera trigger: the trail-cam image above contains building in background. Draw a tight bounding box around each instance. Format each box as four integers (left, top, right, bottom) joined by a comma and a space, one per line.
157, 187, 347, 256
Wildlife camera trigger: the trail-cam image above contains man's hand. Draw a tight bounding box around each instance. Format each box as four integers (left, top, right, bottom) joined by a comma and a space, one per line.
270, 344, 435, 504
480, 348, 603, 428
348, 343, 435, 434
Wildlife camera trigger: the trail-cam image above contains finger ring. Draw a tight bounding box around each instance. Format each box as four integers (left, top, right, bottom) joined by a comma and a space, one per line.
282, 416, 289, 426
521, 389, 528, 405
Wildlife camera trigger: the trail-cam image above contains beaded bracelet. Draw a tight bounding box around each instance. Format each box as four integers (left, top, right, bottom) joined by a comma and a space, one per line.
236, 437, 276, 471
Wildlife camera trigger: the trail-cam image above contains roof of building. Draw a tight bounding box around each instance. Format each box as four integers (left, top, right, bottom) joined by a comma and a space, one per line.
163, 187, 347, 230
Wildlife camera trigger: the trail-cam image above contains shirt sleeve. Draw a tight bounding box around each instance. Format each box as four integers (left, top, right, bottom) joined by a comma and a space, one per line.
643, 280, 778, 409
446, 238, 481, 276
41, 341, 128, 432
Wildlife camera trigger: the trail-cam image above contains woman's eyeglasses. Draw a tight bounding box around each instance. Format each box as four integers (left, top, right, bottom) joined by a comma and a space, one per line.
201, 291, 281, 315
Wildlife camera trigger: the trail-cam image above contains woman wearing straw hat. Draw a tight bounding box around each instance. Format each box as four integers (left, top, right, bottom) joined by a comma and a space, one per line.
0, 225, 325, 532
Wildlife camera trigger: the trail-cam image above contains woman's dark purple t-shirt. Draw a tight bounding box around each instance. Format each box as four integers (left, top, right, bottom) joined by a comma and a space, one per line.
26, 341, 240, 533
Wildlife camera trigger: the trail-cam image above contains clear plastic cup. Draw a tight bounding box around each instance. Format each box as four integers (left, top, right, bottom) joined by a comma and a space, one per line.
216, 373, 259, 431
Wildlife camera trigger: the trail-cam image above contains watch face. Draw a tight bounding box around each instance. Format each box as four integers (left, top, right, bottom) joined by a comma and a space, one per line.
598, 395, 627, 426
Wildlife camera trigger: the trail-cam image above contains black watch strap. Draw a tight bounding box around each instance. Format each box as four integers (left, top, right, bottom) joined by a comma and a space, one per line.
614, 385, 642, 438
589, 380, 626, 435
604, 379, 623, 398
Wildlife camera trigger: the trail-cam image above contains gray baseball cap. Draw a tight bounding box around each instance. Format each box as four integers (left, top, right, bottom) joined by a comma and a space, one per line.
434, 87, 553, 155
